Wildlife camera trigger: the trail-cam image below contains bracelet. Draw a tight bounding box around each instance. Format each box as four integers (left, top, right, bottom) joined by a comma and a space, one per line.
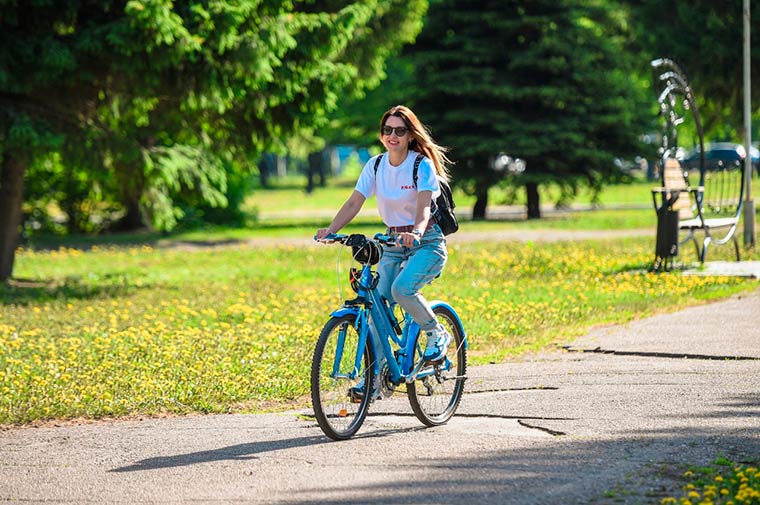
411, 229, 422, 237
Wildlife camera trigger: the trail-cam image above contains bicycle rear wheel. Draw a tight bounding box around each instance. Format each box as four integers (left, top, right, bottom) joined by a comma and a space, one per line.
311, 313, 374, 440
407, 305, 467, 426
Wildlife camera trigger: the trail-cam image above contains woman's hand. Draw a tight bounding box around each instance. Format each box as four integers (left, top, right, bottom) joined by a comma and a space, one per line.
315, 228, 333, 241
397, 232, 419, 247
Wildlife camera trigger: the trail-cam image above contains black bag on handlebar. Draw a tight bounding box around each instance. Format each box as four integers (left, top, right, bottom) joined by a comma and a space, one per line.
373, 153, 459, 236
347, 234, 382, 265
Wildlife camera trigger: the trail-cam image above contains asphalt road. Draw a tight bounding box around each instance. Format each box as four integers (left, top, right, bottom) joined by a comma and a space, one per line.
1, 289, 759, 504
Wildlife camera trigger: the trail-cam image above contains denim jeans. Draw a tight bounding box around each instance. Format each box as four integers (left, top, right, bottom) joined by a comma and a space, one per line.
376, 224, 447, 332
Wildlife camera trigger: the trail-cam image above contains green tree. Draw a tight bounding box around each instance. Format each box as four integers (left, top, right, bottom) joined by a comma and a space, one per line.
627, 0, 760, 140
408, 0, 652, 219
0, 0, 426, 281
326, 58, 419, 147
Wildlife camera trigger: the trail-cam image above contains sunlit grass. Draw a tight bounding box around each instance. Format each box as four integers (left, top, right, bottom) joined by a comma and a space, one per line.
246, 174, 658, 215
1, 233, 757, 425
662, 457, 760, 505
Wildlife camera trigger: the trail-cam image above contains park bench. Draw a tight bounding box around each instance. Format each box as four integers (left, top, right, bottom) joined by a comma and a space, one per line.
650, 59, 745, 270
653, 155, 744, 269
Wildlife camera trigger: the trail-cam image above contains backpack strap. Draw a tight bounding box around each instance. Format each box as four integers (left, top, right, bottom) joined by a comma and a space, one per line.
412, 154, 424, 188
373, 153, 384, 176
411, 154, 438, 212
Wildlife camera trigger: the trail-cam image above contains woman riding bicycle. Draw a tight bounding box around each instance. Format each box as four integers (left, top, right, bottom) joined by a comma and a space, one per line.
315, 105, 453, 363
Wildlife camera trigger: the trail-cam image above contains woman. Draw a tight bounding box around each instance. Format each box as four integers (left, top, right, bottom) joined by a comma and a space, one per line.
316, 104, 453, 366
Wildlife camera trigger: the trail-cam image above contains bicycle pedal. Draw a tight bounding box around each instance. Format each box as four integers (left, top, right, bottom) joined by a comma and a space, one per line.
348, 387, 379, 403
348, 388, 363, 403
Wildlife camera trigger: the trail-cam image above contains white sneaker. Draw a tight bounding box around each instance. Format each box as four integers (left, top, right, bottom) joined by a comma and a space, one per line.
423, 324, 452, 362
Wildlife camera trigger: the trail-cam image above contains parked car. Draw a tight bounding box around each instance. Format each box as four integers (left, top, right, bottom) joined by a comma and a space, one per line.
682, 142, 759, 173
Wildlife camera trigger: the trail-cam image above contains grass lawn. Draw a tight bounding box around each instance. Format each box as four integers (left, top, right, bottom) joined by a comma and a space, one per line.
245, 174, 659, 215
2, 224, 758, 425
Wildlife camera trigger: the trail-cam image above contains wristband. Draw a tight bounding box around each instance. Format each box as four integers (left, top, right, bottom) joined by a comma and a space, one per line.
411, 229, 422, 238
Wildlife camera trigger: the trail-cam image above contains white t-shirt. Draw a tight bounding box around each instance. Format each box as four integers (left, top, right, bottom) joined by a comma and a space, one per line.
354, 151, 441, 227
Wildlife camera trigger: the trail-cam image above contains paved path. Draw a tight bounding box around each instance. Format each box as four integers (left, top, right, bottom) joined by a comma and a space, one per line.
2, 290, 759, 504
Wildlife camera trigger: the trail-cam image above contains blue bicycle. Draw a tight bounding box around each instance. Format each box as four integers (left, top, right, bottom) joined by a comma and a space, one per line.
311, 232, 468, 440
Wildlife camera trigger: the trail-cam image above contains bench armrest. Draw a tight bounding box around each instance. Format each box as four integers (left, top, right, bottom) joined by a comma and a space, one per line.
650, 186, 700, 193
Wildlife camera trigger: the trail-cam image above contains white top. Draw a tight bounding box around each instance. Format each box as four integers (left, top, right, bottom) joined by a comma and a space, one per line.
354, 151, 441, 227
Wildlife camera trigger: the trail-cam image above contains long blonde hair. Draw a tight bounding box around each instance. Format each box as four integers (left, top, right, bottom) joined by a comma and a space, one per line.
379, 105, 452, 183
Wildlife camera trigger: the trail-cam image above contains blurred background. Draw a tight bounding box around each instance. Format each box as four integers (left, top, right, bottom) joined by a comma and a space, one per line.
1, 0, 759, 279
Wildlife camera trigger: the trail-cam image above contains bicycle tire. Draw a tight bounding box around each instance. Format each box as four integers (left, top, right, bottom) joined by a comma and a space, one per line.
311, 313, 374, 440
407, 305, 467, 427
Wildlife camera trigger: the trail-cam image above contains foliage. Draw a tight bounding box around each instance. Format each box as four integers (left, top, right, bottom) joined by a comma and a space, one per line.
1, 235, 756, 424
627, 0, 760, 141
0, 0, 428, 280
662, 458, 760, 505
138, 145, 228, 231
24, 152, 119, 238
0, 0, 424, 199
324, 57, 419, 147
407, 0, 654, 217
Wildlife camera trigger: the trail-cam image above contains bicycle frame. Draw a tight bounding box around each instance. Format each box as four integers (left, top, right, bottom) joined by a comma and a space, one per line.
329, 258, 467, 387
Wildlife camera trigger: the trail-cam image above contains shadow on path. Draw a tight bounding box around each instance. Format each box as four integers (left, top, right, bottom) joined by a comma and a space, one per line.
278, 430, 760, 505
109, 435, 328, 473
110, 425, 426, 473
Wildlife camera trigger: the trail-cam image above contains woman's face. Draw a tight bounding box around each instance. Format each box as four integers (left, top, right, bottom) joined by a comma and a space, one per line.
381, 115, 411, 154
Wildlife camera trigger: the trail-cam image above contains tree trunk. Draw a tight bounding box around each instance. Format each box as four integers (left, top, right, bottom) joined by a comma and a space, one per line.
318, 150, 326, 188
0, 153, 28, 281
258, 154, 271, 188
114, 200, 144, 231
526, 181, 541, 219
112, 160, 146, 231
472, 183, 488, 220
306, 152, 321, 194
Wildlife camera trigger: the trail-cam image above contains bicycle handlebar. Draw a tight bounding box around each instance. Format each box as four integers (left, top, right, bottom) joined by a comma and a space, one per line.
313, 233, 348, 243
313, 232, 418, 247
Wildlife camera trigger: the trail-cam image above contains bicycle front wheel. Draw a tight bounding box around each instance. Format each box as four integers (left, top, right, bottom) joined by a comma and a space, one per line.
407, 305, 467, 426
311, 313, 374, 440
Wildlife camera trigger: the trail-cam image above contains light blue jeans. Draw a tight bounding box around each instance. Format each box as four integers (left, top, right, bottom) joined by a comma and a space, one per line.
376, 224, 447, 332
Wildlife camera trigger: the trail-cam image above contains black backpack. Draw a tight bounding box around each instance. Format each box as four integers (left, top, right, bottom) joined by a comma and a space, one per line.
373, 153, 459, 236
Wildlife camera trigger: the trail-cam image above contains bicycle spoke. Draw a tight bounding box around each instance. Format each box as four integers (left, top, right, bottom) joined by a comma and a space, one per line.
311, 314, 373, 440
407, 306, 467, 426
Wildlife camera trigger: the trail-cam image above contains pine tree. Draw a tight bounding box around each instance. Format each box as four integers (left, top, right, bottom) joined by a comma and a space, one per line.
410, 0, 651, 218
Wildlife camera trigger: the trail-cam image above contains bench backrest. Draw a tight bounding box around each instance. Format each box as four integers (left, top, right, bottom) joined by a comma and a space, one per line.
697, 157, 745, 221
661, 155, 745, 222
662, 157, 694, 220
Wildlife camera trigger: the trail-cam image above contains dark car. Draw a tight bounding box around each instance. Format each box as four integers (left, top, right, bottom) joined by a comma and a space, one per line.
682, 142, 759, 173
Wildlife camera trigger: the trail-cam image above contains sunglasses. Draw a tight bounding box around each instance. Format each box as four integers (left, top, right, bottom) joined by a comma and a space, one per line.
381, 125, 409, 137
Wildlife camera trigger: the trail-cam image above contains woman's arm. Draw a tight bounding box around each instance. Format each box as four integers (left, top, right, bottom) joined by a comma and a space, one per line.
398, 190, 433, 247
315, 190, 367, 239
414, 190, 433, 231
